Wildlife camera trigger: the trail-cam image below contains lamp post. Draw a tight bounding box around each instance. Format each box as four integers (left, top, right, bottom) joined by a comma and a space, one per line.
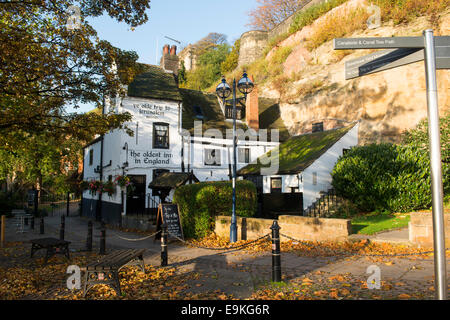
216, 71, 254, 243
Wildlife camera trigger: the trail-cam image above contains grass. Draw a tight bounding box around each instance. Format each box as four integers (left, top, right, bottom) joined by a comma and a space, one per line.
351, 212, 411, 235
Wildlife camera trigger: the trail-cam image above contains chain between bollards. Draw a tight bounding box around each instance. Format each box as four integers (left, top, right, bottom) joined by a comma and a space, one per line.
86, 220, 93, 252
99, 221, 106, 255
271, 220, 281, 282
161, 222, 168, 267
59, 216, 65, 240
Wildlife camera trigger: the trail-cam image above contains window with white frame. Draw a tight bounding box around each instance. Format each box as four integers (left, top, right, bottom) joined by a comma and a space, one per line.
204, 148, 221, 166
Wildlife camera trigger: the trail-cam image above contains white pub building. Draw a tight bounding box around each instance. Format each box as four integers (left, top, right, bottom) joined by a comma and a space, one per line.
81, 45, 282, 225
82, 45, 358, 227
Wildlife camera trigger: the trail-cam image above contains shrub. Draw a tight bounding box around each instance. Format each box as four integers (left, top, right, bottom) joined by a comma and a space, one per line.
173, 180, 257, 239
332, 143, 450, 213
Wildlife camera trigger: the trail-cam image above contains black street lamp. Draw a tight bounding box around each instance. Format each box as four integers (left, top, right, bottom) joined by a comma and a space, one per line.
216, 71, 254, 243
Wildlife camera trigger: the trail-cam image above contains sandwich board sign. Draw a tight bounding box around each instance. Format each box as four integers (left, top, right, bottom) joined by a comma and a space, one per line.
334, 31, 449, 300
155, 203, 184, 241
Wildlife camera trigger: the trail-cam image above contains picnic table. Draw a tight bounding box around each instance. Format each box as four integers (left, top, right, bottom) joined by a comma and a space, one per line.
82, 249, 146, 297
30, 237, 71, 264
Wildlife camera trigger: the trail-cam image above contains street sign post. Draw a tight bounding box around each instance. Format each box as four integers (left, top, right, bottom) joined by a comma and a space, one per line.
335, 31, 449, 300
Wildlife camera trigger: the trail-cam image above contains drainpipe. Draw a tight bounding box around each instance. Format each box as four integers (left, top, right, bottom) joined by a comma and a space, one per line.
96, 97, 105, 222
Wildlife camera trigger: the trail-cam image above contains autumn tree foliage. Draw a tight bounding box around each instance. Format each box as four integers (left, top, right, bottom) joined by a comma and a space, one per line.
247, 0, 310, 31
0, 0, 151, 150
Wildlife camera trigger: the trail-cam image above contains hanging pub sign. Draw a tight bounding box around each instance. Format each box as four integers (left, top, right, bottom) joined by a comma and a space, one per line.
155, 203, 184, 241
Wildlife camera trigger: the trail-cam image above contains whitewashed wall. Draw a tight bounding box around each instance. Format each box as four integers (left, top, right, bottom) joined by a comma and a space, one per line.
302, 123, 359, 210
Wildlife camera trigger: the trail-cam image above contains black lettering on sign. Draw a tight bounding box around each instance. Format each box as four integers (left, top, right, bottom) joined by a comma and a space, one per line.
155, 204, 184, 241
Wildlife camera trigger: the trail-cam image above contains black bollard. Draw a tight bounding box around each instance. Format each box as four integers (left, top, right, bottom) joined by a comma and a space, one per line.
39, 217, 44, 235
99, 221, 106, 255
59, 216, 65, 240
270, 220, 281, 282
161, 222, 168, 267
86, 221, 93, 252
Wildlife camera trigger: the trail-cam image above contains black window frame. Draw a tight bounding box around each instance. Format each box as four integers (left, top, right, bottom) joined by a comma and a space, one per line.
153, 122, 170, 149
204, 148, 221, 166
238, 147, 250, 164
89, 149, 94, 166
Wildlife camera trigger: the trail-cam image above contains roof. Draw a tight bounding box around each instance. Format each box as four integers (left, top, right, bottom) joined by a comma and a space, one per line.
180, 88, 290, 141
127, 64, 182, 102
238, 124, 357, 176
148, 172, 199, 189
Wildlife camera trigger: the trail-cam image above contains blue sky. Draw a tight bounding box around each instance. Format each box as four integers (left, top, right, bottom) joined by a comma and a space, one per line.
71, 0, 258, 113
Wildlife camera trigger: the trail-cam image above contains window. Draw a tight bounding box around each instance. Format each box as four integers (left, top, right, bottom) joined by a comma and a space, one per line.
204, 149, 221, 166
89, 149, 94, 166
193, 105, 204, 119
153, 123, 169, 149
312, 122, 324, 133
271, 177, 282, 193
153, 169, 169, 180
312, 172, 317, 185
238, 148, 250, 164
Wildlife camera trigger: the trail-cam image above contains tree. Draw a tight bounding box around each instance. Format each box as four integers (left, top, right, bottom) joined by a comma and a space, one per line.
221, 39, 241, 74
185, 43, 231, 91
191, 32, 228, 56
0, 1, 151, 150
247, 0, 310, 31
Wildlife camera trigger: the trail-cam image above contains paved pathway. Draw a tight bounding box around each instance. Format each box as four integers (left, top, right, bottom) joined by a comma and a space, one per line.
2, 213, 449, 299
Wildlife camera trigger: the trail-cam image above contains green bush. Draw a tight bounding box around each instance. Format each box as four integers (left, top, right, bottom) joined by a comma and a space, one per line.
173, 180, 257, 239
331, 143, 449, 213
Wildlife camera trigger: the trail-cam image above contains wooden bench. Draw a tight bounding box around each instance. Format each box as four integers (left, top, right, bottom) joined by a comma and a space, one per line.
82, 249, 146, 297
30, 237, 71, 264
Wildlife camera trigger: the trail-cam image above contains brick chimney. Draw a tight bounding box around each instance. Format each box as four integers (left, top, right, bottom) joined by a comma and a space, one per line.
245, 75, 259, 131
160, 44, 179, 75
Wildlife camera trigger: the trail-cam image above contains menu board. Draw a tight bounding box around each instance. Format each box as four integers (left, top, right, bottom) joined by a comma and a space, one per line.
155, 204, 184, 241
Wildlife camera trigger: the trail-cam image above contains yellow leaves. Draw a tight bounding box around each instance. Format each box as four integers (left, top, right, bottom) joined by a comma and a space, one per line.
398, 293, 411, 299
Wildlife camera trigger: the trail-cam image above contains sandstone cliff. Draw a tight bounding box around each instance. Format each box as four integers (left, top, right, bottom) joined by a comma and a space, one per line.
254, 0, 450, 144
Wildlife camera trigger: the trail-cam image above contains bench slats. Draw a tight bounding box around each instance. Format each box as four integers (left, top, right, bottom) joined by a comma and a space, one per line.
86, 249, 146, 271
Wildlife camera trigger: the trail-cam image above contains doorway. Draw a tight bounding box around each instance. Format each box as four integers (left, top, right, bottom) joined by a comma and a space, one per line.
126, 175, 146, 215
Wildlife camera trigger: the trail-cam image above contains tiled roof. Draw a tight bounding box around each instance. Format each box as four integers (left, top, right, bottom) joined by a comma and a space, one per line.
127, 65, 182, 101
238, 124, 357, 176
148, 172, 198, 189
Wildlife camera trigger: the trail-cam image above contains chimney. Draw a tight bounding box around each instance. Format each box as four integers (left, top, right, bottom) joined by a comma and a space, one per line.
160, 44, 179, 75
245, 75, 259, 131
170, 45, 177, 55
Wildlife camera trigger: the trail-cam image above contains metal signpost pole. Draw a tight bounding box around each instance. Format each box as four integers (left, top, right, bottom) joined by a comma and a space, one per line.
230, 79, 238, 243
423, 29, 447, 300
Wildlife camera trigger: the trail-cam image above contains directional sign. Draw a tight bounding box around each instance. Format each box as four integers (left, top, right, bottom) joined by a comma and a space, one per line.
334, 36, 424, 50
345, 48, 422, 79
343, 36, 450, 79
335, 35, 450, 50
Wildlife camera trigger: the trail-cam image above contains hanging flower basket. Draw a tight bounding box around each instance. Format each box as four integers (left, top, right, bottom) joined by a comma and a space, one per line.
102, 181, 116, 197
114, 175, 131, 189
88, 180, 103, 195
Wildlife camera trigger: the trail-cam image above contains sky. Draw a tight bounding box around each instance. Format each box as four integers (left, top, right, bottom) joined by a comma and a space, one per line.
71, 0, 258, 113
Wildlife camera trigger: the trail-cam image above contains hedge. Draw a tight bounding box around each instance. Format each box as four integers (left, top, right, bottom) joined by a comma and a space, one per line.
331, 143, 450, 213
173, 180, 257, 239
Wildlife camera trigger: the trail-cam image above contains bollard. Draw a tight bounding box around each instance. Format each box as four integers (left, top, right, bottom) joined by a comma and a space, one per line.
1, 215, 5, 248
161, 222, 168, 267
39, 217, 44, 235
270, 220, 282, 282
59, 216, 65, 240
86, 221, 93, 252
99, 221, 106, 255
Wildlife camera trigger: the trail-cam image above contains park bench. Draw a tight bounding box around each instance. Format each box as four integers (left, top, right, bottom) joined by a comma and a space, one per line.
30, 237, 71, 264
82, 249, 146, 297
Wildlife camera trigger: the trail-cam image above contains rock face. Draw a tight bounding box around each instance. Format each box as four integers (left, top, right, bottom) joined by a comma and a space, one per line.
238, 30, 269, 67
258, 0, 450, 144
